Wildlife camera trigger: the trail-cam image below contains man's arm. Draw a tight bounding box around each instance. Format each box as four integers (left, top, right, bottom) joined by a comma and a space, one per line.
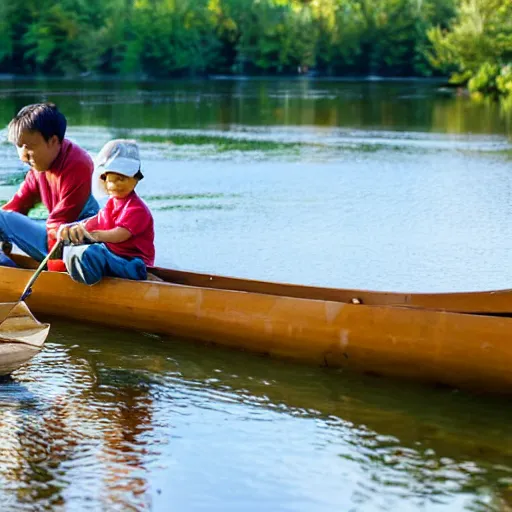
2, 172, 39, 214
46, 171, 92, 232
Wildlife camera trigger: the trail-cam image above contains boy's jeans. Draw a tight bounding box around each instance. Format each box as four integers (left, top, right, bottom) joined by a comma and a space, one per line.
63, 243, 147, 285
0, 195, 100, 262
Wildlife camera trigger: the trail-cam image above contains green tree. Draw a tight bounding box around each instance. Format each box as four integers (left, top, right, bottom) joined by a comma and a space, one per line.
1, 0, 128, 75
0, 1, 14, 67
428, 0, 512, 96
0, 0, 463, 79
314, 0, 365, 75
355, 0, 455, 76
122, 0, 221, 77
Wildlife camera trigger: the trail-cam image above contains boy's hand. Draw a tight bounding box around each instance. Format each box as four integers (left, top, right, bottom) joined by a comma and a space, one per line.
59, 223, 88, 245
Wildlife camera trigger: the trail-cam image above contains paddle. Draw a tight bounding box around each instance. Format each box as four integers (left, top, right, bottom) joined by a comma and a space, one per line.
19, 240, 63, 302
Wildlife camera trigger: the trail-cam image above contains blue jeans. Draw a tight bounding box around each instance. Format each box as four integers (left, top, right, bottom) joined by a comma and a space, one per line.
0, 195, 99, 262
64, 243, 147, 285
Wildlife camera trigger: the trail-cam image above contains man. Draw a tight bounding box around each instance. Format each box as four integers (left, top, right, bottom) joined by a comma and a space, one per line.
0, 103, 99, 268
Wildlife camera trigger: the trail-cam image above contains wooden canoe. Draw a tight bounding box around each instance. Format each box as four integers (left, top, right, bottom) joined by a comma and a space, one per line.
2, 254, 512, 393
12, 254, 512, 314
0, 301, 49, 375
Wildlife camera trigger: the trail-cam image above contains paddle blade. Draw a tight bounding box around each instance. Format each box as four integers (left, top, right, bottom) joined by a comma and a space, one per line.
0, 302, 50, 348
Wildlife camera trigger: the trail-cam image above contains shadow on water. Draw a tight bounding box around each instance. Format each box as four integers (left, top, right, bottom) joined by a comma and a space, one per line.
1, 318, 511, 509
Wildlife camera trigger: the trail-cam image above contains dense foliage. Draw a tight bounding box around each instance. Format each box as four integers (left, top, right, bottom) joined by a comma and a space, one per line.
427, 0, 512, 100
0, 0, 457, 78
0, 0, 509, 97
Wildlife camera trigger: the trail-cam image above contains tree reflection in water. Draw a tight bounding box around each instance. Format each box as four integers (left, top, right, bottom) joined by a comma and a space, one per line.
0, 320, 510, 511
0, 350, 155, 510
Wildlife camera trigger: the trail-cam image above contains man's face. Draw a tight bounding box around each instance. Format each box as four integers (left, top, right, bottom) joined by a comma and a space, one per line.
16, 130, 60, 173
103, 172, 138, 198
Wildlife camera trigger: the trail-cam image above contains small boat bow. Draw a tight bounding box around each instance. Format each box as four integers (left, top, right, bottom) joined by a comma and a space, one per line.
0, 301, 50, 376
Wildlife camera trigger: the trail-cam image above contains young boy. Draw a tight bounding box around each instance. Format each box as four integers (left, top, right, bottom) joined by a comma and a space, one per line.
1, 103, 99, 266
59, 139, 154, 285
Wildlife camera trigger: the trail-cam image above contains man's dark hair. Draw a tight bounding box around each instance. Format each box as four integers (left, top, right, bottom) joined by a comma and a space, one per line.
7, 103, 67, 145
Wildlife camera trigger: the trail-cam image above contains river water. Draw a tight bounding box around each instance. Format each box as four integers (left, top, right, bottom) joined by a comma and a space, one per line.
0, 78, 511, 511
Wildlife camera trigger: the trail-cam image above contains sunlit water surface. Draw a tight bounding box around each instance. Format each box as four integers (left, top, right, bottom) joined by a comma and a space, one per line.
0, 78, 511, 511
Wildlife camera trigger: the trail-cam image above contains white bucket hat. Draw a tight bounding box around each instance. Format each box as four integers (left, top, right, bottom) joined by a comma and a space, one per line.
92, 139, 142, 198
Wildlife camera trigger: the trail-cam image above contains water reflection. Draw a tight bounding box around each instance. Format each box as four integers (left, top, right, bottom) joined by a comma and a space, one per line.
0, 372, 79, 507
0, 345, 154, 510
0, 320, 510, 510
0, 78, 509, 137
95, 375, 153, 510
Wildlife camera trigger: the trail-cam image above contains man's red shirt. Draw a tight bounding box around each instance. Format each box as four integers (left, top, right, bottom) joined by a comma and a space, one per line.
3, 139, 94, 232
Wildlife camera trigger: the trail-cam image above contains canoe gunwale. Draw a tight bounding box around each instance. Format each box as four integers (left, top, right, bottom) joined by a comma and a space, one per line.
10, 252, 512, 314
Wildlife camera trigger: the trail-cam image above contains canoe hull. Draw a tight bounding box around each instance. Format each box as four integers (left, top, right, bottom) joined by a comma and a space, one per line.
0, 266, 511, 393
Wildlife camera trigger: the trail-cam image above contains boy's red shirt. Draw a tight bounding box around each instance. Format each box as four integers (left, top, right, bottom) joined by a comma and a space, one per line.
84, 191, 155, 266
3, 139, 94, 233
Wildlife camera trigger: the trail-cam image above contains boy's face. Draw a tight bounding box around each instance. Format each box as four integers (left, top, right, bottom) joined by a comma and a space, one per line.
15, 130, 60, 173
104, 172, 138, 198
